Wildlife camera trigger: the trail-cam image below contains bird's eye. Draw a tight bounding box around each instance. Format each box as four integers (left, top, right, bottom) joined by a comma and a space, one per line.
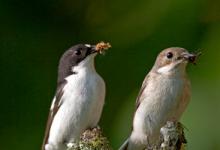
74, 49, 81, 55
166, 52, 173, 59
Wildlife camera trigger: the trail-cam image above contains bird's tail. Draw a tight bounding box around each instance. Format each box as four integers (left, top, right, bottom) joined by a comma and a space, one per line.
119, 138, 129, 150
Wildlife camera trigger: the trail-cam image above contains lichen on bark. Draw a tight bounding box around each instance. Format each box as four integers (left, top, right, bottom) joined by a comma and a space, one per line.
68, 121, 186, 150
67, 127, 112, 150
153, 121, 187, 150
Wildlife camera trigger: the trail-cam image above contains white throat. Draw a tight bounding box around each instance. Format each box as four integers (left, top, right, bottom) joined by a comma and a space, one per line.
157, 62, 186, 76
72, 54, 96, 73
157, 63, 174, 74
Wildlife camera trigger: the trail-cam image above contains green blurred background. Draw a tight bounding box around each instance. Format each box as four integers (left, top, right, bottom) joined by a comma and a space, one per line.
1, 0, 220, 149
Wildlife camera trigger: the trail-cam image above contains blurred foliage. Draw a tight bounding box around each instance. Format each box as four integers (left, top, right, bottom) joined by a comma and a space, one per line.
0, 0, 220, 149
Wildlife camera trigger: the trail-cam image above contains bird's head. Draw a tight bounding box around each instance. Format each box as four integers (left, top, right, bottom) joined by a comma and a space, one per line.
153, 47, 200, 76
57, 42, 111, 84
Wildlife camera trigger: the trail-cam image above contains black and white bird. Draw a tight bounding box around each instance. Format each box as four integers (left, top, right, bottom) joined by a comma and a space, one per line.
42, 43, 108, 150
120, 47, 199, 150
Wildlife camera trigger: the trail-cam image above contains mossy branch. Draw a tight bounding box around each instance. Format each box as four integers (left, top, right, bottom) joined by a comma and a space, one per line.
67, 121, 186, 150
154, 121, 187, 150
67, 127, 112, 150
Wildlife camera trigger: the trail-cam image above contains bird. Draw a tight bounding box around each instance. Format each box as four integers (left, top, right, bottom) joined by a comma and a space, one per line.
119, 47, 198, 150
42, 42, 110, 150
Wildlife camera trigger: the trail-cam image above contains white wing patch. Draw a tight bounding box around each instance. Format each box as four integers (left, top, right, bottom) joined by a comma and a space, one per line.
50, 96, 64, 116
50, 97, 56, 110
85, 44, 91, 48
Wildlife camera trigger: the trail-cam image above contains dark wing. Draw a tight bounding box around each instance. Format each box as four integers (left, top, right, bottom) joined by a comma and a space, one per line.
41, 81, 67, 150
135, 75, 149, 110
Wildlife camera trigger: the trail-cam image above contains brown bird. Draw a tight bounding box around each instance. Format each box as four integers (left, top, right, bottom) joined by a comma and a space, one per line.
120, 47, 199, 150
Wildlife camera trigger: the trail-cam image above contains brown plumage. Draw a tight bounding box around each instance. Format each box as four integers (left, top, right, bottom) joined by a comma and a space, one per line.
120, 47, 199, 150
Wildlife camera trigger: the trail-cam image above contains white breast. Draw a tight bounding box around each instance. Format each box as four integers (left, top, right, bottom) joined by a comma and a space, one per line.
48, 61, 105, 146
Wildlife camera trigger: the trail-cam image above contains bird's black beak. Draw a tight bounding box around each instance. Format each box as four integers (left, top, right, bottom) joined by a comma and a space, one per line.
181, 52, 201, 64
87, 45, 98, 55
91, 45, 97, 52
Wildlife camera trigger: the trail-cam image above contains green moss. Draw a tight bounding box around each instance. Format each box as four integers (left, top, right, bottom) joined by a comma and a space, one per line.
68, 127, 112, 150
67, 122, 186, 150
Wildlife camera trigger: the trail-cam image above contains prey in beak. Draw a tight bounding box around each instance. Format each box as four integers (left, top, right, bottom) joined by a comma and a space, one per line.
181, 51, 201, 64
85, 42, 111, 56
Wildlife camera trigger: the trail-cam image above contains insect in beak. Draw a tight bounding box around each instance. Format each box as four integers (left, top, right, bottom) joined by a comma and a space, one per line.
181, 51, 201, 64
